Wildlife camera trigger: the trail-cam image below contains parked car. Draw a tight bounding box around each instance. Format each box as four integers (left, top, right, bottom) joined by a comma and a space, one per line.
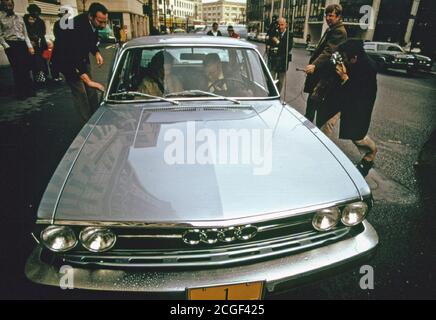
306, 43, 316, 54
173, 28, 186, 34
247, 31, 256, 40
256, 32, 268, 42
26, 35, 378, 299
364, 41, 433, 74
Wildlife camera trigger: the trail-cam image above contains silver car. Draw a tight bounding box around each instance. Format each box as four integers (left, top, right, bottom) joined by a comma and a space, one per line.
26, 36, 378, 299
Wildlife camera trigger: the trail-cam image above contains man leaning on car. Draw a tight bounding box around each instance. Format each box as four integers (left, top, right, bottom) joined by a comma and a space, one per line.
51, 2, 107, 124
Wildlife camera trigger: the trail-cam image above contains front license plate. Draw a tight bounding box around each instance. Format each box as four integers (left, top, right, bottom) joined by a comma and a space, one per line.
187, 281, 264, 300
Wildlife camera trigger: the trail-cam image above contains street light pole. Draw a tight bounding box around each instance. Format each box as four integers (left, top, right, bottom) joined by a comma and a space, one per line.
164, 0, 167, 32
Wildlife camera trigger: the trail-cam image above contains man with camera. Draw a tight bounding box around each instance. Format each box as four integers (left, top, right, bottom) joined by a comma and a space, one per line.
319, 39, 378, 177
266, 17, 293, 94
304, 4, 347, 122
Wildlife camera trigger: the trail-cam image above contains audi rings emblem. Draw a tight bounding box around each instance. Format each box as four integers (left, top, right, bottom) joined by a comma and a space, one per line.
182, 225, 258, 245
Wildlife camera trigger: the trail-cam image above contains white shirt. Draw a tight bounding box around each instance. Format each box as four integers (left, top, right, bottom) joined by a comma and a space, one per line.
0, 13, 33, 49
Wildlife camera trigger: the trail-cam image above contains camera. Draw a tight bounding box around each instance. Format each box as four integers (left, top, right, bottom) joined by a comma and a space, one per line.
330, 51, 344, 66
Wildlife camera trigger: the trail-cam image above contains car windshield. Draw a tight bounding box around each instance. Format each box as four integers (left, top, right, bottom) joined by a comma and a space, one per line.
108, 46, 277, 101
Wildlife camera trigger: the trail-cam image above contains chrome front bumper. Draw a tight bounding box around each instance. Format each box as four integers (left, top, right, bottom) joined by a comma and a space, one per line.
25, 221, 378, 295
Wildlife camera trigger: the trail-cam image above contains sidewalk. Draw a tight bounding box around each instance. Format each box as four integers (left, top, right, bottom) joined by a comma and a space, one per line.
0, 66, 13, 96
0, 45, 115, 123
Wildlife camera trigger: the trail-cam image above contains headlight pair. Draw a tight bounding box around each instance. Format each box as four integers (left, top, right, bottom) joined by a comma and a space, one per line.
40, 226, 116, 253
312, 201, 368, 232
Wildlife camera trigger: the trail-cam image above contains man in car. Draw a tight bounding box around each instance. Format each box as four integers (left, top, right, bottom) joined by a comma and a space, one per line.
139, 51, 182, 96
204, 53, 227, 94
203, 53, 251, 97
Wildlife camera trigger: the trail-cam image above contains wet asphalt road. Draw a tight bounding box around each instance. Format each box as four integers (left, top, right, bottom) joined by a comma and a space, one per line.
0, 42, 435, 299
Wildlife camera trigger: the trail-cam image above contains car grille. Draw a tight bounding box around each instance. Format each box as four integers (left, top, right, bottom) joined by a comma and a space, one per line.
53, 214, 358, 268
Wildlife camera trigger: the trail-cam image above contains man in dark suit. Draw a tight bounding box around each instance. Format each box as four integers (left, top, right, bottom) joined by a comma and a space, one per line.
304, 4, 347, 122
52, 2, 107, 124
267, 17, 293, 94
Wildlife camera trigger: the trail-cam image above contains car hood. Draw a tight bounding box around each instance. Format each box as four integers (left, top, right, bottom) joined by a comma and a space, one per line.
414, 54, 432, 61
47, 101, 363, 224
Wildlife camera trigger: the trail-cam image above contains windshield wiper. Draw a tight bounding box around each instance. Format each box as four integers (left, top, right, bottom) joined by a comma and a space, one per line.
165, 89, 240, 104
109, 91, 179, 105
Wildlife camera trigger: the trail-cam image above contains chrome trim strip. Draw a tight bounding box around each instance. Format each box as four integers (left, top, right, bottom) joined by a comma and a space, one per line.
38, 197, 368, 228
132, 107, 146, 147
31, 233, 40, 245
257, 219, 310, 233
105, 96, 279, 104
118, 234, 182, 239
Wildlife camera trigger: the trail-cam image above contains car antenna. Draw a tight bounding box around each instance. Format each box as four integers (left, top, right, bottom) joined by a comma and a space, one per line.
282, 0, 293, 106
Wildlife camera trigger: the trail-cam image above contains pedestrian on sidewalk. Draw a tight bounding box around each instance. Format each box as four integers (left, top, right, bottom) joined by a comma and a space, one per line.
303, 4, 347, 122
52, 2, 107, 124
0, 0, 35, 100
266, 17, 293, 94
52, 5, 74, 82
319, 39, 378, 177
227, 25, 240, 39
119, 25, 128, 44
207, 23, 222, 37
306, 34, 311, 49
24, 4, 48, 87
113, 22, 121, 44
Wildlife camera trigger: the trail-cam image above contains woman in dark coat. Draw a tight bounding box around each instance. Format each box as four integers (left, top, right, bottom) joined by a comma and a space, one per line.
320, 39, 378, 177
24, 4, 47, 86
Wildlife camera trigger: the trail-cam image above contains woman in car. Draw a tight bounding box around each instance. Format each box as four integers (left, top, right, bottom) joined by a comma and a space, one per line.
139, 51, 182, 96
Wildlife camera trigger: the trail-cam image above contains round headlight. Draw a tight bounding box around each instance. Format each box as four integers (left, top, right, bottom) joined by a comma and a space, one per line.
79, 227, 117, 252
312, 207, 341, 232
341, 202, 368, 226
40, 226, 78, 252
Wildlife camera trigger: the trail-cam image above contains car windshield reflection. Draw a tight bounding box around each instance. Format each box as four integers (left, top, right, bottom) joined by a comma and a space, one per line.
108, 46, 276, 101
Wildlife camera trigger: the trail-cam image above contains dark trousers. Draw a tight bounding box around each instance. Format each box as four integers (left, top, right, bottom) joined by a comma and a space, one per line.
30, 47, 47, 83
5, 40, 34, 98
305, 94, 317, 122
65, 64, 98, 124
